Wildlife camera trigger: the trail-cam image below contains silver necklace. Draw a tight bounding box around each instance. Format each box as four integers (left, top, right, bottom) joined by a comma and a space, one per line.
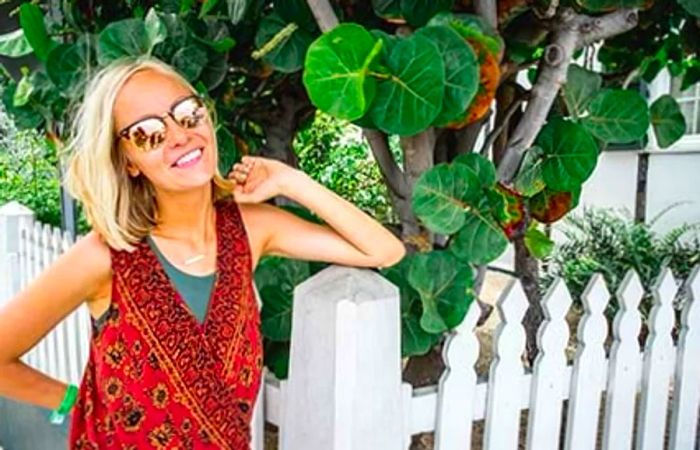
183, 254, 205, 265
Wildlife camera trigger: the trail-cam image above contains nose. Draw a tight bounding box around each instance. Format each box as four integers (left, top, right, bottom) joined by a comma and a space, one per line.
164, 115, 189, 148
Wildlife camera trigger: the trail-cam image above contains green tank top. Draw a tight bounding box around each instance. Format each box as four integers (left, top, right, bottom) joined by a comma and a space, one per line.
93, 235, 216, 331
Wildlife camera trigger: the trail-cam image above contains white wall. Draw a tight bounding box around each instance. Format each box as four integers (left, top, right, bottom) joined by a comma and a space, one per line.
646, 151, 700, 235
575, 150, 639, 215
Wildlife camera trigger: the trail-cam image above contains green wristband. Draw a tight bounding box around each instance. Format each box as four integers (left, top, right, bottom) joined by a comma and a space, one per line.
49, 384, 78, 425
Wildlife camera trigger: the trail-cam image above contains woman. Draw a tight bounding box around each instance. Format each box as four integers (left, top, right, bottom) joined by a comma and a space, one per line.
0, 57, 405, 448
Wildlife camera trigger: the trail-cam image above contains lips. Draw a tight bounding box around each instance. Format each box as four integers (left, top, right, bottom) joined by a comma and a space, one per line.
171, 147, 203, 168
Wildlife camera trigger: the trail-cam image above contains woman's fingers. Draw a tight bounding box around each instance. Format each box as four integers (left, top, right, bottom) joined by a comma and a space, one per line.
229, 162, 251, 183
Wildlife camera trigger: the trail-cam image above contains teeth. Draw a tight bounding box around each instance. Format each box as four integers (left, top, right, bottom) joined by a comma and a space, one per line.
175, 148, 202, 167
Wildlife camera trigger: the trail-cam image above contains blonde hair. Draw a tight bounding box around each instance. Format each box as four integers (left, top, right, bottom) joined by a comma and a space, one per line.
63, 56, 236, 251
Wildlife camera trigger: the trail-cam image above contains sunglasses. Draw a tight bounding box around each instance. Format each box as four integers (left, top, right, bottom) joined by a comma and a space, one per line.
115, 94, 208, 153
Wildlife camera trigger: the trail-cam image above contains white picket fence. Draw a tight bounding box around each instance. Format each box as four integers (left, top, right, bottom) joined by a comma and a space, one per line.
1, 200, 700, 450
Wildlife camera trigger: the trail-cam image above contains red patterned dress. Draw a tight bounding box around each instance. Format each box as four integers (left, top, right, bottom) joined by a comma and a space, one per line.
68, 198, 263, 449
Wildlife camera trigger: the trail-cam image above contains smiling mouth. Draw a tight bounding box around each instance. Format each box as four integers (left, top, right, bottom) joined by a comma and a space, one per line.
172, 147, 203, 168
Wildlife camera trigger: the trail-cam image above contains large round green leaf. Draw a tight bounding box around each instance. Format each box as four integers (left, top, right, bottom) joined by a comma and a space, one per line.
407, 250, 474, 334
538, 118, 599, 192
403, 313, 443, 355
255, 13, 315, 73
582, 89, 650, 143
576, 0, 647, 12
401, 0, 455, 27
416, 26, 479, 127
369, 33, 445, 135
650, 94, 686, 149
449, 197, 509, 264
303, 23, 381, 121
452, 153, 496, 189
563, 64, 602, 120
98, 19, 151, 64
0, 29, 33, 58
255, 256, 311, 341
381, 256, 442, 356
412, 162, 481, 235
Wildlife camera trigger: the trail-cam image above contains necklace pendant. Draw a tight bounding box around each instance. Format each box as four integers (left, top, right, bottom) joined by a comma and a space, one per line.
183, 254, 205, 266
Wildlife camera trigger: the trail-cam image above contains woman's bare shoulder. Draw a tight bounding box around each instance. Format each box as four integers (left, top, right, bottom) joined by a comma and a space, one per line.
71, 230, 113, 299
235, 202, 273, 270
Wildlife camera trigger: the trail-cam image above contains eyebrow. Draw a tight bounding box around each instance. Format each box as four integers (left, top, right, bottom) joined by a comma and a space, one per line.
117, 94, 197, 134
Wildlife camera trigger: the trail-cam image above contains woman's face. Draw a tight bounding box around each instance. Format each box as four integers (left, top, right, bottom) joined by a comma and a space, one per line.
113, 69, 217, 194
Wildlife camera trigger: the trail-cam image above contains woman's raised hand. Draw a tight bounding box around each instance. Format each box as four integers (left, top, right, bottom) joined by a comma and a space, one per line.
227, 155, 299, 204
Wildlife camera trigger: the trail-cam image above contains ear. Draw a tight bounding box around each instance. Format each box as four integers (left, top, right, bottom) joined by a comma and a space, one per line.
126, 162, 140, 178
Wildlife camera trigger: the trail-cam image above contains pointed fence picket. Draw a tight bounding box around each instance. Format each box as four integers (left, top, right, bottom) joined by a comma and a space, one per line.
602, 270, 644, 450
669, 266, 700, 449
526, 278, 572, 450
2, 201, 700, 450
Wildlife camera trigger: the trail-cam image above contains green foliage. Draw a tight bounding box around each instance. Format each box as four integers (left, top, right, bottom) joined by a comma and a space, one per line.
562, 64, 602, 119
412, 162, 481, 234
581, 89, 650, 144
538, 118, 599, 192
294, 112, 398, 224
449, 197, 509, 264
408, 250, 473, 333
302, 24, 381, 120
19, 3, 57, 62
0, 103, 61, 227
304, 16, 487, 136
650, 94, 687, 148
0, 29, 33, 58
414, 25, 479, 126
369, 33, 445, 135
542, 206, 700, 319
255, 13, 314, 73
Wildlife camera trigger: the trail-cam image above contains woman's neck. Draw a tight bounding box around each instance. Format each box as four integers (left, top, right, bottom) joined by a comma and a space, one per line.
151, 184, 216, 248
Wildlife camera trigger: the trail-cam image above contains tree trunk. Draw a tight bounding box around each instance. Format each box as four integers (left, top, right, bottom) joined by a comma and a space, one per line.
515, 236, 543, 365
398, 129, 436, 252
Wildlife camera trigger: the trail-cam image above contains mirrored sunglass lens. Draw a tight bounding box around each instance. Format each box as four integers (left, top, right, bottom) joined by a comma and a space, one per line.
128, 118, 166, 150
173, 97, 205, 128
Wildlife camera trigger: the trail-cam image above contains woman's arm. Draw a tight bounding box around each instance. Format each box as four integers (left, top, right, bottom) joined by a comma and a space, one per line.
0, 231, 111, 410
240, 168, 406, 269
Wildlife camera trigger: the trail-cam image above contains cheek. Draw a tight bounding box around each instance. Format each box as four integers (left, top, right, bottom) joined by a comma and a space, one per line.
128, 150, 166, 178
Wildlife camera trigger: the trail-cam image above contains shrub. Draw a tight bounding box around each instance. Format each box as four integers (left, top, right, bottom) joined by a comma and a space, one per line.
0, 101, 62, 227
541, 206, 700, 319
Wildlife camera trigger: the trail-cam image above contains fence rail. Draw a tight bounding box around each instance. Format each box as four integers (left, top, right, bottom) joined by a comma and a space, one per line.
1, 200, 699, 450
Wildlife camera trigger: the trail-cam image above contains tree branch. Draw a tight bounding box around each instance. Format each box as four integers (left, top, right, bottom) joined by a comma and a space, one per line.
473, 0, 497, 29
363, 129, 410, 200
306, 0, 339, 32
480, 94, 527, 157
496, 7, 639, 183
